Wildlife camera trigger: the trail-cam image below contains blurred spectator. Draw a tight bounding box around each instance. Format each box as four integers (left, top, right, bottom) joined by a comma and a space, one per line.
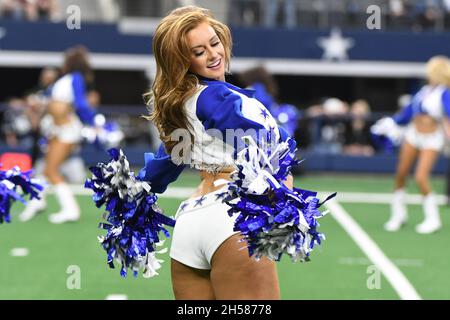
26, 0, 60, 21
24, 93, 47, 135
307, 97, 348, 154
1, 97, 33, 148
343, 99, 375, 157
23, 67, 58, 161
413, 0, 442, 31
345, 0, 365, 27
227, 0, 261, 27
263, 0, 297, 29
28, 67, 58, 96
0, 0, 25, 20
388, 0, 411, 29
0, 0, 60, 21
444, 0, 450, 28
389, 0, 406, 17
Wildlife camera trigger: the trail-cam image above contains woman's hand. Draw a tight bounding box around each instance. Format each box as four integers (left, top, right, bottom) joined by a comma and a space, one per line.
283, 174, 294, 190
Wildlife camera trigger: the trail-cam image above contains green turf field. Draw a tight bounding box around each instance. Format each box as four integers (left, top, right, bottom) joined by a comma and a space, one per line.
1, 171, 449, 299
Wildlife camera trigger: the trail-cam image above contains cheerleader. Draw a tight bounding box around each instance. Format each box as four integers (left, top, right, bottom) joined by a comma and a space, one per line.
20, 46, 96, 224
86, 6, 328, 299
374, 56, 450, 234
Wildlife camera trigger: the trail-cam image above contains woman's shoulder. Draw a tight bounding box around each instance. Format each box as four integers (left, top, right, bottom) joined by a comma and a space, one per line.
196, 79, 255, 104
51, 74, 75, 101
199, 79, 235, 96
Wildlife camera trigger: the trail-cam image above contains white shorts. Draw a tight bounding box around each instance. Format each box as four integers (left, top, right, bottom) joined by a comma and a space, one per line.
169, 186, 240, 270
404, 124, 445, 151
41, 114, 83, 144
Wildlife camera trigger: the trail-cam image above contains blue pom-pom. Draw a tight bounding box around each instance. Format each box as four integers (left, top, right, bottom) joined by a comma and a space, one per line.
223, 136, 335, 262
0, 166, 44, 224
85, 148, 174, 278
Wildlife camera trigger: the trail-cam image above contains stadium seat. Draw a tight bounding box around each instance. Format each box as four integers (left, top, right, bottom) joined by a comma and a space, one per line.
0, 152, 32, 171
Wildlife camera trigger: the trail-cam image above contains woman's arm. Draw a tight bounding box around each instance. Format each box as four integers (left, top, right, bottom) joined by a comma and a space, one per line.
442, 89, 450, 139
284, 174, 293, 190
71, 72, 96, 125
137, 143, 185, 194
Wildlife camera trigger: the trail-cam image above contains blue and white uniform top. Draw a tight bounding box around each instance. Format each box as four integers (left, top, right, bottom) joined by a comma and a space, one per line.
50, 71, 96, 125
138, 78, 295, 194
394, 85, 450, 125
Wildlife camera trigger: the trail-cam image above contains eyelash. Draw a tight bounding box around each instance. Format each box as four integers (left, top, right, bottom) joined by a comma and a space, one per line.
194, 42, 220, 57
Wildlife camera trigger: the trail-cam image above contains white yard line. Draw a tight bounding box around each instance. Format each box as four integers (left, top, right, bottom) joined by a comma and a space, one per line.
105, 294, 128, 300
325, 199, 422, 300
10, 248, 29, 257
319, 191, 448, 205
72, 185, 448, 205
338, 257, 424, 268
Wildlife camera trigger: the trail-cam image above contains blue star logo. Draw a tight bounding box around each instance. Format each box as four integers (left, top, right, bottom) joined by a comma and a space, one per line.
180, 202, 189, 211
215, 192, 228, 200
194, 196, 206, 207
260, 108, 269, 120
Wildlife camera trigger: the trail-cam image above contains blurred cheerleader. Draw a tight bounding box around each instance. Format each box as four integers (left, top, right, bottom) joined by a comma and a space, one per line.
374, 56, 450, 234
20, 46, 96, 224
237, 65, 302, 138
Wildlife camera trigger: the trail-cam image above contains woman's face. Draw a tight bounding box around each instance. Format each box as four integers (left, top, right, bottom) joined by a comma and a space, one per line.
186, 22, 225, 81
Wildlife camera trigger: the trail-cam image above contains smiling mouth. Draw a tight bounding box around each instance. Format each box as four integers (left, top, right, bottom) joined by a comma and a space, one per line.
207, 59, 221, 68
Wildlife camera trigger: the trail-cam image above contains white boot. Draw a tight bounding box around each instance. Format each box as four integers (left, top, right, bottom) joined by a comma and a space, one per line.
48, 183, 80, 224
416, 193, 442, 234
19, 196, 47, 222
385, 189, 408, 232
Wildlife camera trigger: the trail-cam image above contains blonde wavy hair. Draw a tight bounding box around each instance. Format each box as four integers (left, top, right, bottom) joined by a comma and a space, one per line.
144, 6, 232, 152
426, 55, 450, 87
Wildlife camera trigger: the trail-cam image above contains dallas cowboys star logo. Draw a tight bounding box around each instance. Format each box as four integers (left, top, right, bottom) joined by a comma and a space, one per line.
317, 28, 354, 61
194, 195, 206, 207
260, 108, 269, 120
180, 202, 189, 212
215, 192, 228, 200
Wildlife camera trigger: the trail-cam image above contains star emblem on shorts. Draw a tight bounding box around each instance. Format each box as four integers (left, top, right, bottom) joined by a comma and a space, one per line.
215, 191, 228, 200
180, 202, 189, 211
194, 195, 206, 207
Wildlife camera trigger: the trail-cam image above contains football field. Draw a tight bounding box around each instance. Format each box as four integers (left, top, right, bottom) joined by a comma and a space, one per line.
1, 171, 449, 300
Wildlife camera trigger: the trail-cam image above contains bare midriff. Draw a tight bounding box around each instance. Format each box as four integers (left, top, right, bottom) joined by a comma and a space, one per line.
413, 114, 439, 133
189, 167, 235, 199
189, 166, 294, 199
47, 100, 73, 126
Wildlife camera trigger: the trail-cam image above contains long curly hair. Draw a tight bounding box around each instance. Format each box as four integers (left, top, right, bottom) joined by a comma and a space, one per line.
144, 6, 232, 153
426, 55, 450, 87
62, 45, 93, 84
